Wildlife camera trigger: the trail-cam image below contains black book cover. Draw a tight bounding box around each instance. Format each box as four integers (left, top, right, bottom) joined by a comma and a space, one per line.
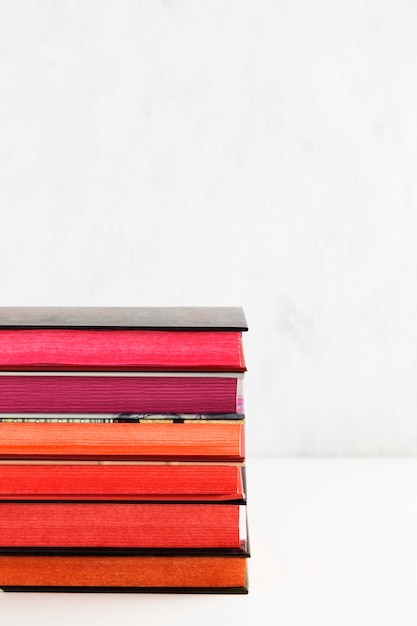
0, 307, 248, 331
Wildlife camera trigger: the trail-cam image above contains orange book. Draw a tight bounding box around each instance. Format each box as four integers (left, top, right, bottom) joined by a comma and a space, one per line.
0, 422, 245, 461
0, 554, 248, 593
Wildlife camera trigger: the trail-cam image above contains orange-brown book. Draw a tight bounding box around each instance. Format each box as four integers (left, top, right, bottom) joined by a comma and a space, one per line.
0, 554, 248, 593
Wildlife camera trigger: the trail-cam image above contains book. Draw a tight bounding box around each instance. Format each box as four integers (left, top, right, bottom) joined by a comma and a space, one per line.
0, 412, 245, 423
0, 463, 245, 502
0, 372, 243, 414
0, 329, 246, 372
0, 502, 246, 549
0, 306, 247, 372
0, 422, 245, 461
0, 306, 248, 331
0, 553, 248, 592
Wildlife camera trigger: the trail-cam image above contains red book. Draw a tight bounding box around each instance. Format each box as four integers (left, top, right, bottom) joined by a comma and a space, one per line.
0, 307, 248, 372
0, 464, 245, 501
0, 422, 245, 461
0, 502, 245, 548
0, 330, 245, 372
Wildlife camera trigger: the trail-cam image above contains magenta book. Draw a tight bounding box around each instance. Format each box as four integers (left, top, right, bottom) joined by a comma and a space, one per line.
0, 373, 242, 414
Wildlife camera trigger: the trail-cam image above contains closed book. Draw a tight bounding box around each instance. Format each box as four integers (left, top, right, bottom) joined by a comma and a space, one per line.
0, 422, 245, 461
0, 329, 245, 372
0, 463, 245, 502
0, 553, 248, 593
0, 373, 243, 414
0, 306, 248, 331
0, 502, 246, 549
0, 412, 244, 423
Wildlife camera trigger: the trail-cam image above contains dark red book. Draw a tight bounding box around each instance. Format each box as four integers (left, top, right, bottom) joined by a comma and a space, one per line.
0, 464, 245, 501
0, 373, 243, 414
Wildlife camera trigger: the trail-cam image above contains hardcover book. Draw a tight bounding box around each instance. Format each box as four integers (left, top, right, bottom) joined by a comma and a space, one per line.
0, 463, 246, 502
0, 329, 245, 372
0, 502, 247, 549
0, 307, 248, 331
0, 553, 248, 593
0, 422, 245, 461
0, 372, 244, 414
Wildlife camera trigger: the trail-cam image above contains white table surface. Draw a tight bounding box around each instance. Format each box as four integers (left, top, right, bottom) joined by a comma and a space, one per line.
1, 457, 417, 626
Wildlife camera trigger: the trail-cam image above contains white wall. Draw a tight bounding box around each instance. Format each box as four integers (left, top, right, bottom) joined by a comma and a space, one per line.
1, 1, 416, 456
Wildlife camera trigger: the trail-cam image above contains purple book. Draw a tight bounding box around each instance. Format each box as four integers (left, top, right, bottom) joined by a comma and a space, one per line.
0, 373, 243, 414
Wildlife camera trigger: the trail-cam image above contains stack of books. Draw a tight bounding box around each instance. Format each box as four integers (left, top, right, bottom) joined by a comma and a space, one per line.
0, 307, 250, 593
